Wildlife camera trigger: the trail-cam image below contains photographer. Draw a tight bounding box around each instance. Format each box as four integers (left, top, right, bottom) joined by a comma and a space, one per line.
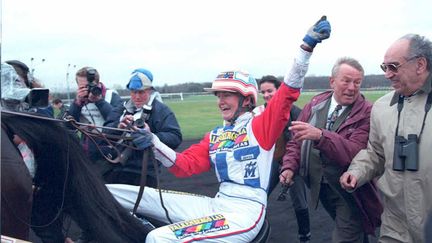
103, 68, 182, 186
2, 63, 68, 242
68, 67, 123, 160
1, 62, 35, 240
3, 60, 52, 117
340, 34, 432, 242
5, 59, 43, 89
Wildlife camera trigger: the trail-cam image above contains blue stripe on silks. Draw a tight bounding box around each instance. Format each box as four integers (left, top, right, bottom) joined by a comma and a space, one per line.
223, 125, 234, 131
233, 146, 259, 161
233, 146, 260, 188
215, 153, 229, 181
244, 174, 260, 188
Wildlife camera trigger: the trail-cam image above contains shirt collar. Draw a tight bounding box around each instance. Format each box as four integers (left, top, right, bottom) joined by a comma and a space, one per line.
329, 94, 347, 115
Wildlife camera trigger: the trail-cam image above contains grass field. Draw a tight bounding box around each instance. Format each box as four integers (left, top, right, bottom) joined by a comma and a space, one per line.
165, 90, 391, 140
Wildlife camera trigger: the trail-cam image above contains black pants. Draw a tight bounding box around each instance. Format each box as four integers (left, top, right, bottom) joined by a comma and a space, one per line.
319, 183, 368, 243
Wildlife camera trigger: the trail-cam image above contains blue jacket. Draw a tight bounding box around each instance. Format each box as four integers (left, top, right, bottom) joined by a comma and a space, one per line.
104, 99, 182, 178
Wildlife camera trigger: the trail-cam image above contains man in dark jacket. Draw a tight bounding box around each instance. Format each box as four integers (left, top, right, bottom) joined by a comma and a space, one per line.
280, 57, 383, 242
103, 68, 182, 187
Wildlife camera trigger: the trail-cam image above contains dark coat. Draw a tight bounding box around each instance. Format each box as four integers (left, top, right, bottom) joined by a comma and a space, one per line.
68, 87, 123, 160
274, 105, 302, 161
104, 99, 182, 180
68, 86, 123, 123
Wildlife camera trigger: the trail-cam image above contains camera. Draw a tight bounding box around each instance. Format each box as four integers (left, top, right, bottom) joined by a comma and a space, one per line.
133, 118, 145, 128
118, 107, 152, 165
131, 104, 152, 128
86, 68, 102, 96
393, 134, 419, 171
26, 88, 49, 108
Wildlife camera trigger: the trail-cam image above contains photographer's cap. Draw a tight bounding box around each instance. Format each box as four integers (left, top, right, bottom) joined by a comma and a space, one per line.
5, 60, 30, 74
126, 68, 154, 91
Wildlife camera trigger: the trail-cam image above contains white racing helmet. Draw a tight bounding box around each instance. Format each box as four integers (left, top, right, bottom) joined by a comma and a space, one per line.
204, 70, 258, 106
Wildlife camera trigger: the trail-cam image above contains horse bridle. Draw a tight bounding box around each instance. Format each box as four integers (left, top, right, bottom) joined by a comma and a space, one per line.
1, 110, 164, 221
1, 110, 138, 161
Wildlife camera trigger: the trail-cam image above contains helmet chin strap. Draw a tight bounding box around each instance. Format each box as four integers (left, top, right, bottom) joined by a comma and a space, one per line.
227, 96, 246, 125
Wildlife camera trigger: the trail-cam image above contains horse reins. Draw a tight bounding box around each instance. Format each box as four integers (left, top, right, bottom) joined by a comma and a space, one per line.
1, 110, 137, 163
1, 111, 71, 228
2, 110, 173, 224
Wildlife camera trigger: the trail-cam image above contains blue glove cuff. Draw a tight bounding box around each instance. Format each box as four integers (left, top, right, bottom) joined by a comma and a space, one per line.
303, 35, 319, 48
132, 130, 153, 150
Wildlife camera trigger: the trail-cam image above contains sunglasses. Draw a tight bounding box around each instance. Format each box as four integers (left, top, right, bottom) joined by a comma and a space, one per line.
380, 56, 420, 73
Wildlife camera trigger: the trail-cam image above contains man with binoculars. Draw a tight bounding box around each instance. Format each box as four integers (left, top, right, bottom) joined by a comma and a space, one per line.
340, 34, 432, 243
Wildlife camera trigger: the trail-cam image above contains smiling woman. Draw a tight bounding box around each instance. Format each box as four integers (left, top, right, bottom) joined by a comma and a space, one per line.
204, 70, 258, 124
105, 15, 332, 242
216, 91, 244, 121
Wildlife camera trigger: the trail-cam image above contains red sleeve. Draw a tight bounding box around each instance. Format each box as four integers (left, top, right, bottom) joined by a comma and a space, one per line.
315, 104, 372, 167
168, 133, 212, 177
252, 84, 300, 150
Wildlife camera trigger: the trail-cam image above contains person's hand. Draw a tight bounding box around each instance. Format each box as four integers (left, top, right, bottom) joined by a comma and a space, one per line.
131, 128, 153, 150
12, 135, 24, 145
118, 115, 134, 129
289, 121, 322, 142
340, 172, 358, 191
75, 76, 90, 105
65, 237, 74, 243
303, 15, 331, 48
279, 169, 295, 186
75, 84, 89, 106
140, 121, 151, 132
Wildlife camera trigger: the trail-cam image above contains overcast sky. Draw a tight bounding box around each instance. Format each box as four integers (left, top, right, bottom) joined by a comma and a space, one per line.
2, 0, 431, 92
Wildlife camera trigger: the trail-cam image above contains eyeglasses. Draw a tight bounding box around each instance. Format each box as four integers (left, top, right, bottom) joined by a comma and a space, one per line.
380, 56, 420, 73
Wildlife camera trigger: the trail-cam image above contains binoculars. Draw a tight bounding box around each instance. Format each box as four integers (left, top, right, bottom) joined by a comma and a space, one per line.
393, 134, 419, 171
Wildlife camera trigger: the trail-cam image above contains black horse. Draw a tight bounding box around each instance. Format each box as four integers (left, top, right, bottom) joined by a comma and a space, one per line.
1, 111, 152, 242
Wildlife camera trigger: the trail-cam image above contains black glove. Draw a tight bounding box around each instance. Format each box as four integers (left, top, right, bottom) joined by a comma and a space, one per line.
131, 129, 153, 150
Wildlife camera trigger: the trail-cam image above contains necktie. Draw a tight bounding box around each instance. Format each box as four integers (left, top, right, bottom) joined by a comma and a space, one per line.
327, 104, 342, 130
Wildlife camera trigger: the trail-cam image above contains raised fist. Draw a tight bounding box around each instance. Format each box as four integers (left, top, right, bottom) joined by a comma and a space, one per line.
303, 15, 331, 48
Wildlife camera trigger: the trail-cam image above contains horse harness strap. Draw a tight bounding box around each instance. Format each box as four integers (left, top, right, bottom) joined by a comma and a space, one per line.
132, 148, 150, 215
2, 110, 151, 216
